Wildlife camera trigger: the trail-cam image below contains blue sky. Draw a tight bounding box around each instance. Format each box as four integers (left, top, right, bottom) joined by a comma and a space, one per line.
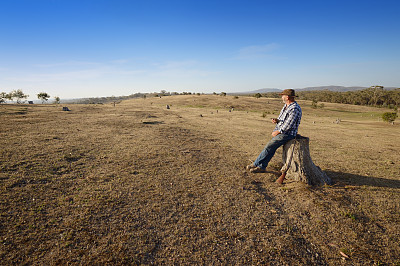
1, 0, 399, 99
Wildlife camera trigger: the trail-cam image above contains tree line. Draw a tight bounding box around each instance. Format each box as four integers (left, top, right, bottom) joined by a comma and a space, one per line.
76, 91, 208, 104
0, 89, 29, 104
0, 89, 60, 104
257, 86, 400, 109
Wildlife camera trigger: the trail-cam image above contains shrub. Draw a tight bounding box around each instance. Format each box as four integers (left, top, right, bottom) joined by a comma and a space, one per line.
382, 112, 398, 123
262, 111, 270, 118
311, 100, 318, 109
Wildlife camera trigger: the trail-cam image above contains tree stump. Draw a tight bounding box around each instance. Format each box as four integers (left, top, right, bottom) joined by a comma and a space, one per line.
280, 135, 332, 186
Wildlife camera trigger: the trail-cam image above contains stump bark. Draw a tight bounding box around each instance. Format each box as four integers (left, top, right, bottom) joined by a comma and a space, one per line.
281, 135, 332, 186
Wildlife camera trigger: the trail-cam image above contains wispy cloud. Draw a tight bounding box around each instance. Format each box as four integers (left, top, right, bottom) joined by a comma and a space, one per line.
6, 62, 146, 83
235, 43, 282, 60
111, 59, 130, 64
34, 61, 100, 68
153, 60, 198, 70
151, 60, 218, 78
6, 69, 105, 82
4, 58, 216, 89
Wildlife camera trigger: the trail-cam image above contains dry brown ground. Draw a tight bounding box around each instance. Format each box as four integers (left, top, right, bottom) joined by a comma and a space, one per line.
1, 95, 399, 265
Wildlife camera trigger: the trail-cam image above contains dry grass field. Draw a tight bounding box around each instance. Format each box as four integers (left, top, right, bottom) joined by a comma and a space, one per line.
1, 95, 399, 265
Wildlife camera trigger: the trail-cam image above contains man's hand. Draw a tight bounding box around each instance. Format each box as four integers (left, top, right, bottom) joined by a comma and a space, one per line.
271, 118, 279, 124
271, 130, 280, 137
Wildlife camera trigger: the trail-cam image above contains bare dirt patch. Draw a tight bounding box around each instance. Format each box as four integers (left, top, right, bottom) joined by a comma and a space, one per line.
1, 96, 399, 265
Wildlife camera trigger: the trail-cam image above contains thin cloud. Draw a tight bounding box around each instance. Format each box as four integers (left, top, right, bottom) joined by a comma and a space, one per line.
154, 60, 199, 70
7, 69, 105, 82
153, 68, 217, 78
6, 66, 146, 83
235, 43, 281, 60
34, 61, 100, 68
111, 59, 130, 64
151, 60, 218, 78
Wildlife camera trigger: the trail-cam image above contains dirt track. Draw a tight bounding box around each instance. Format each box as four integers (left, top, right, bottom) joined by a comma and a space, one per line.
1, 96, 399, 264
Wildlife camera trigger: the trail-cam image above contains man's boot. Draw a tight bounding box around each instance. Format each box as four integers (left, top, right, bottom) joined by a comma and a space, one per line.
276, 172, 286, 185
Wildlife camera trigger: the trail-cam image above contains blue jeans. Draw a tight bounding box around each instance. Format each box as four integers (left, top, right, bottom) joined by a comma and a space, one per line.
254, 134, 295, 170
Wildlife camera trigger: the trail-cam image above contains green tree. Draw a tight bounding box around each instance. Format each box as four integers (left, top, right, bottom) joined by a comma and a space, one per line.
220, 92, 226, 96
37, 92, 51, 103
366, 85, 384, 106
10, 89, 28, 104
0, 92, 7, 104
392, 88, 400, 106
5, 92, 13, 102
254, 93, 262, 98
54, 96, 61, 104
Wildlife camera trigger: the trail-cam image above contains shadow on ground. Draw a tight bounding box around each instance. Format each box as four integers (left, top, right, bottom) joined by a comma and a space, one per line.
326, 170, 400, 189
142, 121, 164, 125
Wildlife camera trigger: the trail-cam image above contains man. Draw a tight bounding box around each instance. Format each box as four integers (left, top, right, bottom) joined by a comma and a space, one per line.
247, 89, 302, 183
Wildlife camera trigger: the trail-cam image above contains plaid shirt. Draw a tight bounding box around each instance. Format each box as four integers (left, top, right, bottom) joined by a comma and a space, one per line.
274, 101, 302, 136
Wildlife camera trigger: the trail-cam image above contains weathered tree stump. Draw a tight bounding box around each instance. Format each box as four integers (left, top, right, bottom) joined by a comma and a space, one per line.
281, 135, 332, 185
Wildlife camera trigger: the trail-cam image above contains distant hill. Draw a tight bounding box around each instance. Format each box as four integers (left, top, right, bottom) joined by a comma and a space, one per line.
237, 85, 398, 95
297, 86, 367, 92
232, 88, 282, 95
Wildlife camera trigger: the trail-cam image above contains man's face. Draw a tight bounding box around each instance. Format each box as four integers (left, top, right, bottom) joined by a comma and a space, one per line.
282, 95, 288, 103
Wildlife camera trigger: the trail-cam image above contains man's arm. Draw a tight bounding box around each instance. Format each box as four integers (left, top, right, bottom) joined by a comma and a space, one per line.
271, 118, 281, 137
271, 130, 280, 137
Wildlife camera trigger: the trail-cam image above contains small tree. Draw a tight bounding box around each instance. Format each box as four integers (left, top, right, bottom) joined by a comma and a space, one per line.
382, 112, 398, 124
10, 89, 28, 104
54, 96, 61, 104
0, 92, 7, 104
5, 92, 13, 102
311, 100, 318, 109
254, 93, 262, 98
367, 85, 384, 106
37, 92, 51, 104
220, 92, 226, 97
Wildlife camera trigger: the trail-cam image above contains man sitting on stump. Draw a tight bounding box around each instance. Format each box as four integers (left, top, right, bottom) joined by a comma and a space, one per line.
247, 89, 302, 184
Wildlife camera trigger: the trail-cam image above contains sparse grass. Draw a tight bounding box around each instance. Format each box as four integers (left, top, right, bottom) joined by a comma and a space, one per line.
342, 211, 357, 221
0, 105, 28, 115
1, 95, 399, 264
